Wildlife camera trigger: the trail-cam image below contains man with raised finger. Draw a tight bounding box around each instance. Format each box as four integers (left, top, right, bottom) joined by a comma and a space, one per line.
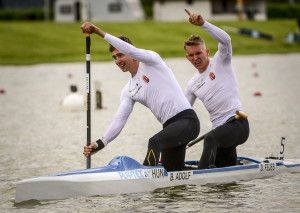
184, 9, 250, 169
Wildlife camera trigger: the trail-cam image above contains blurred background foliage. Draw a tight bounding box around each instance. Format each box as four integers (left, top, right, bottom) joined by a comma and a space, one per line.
0, 0, 299, 65
0, 0, 300, 21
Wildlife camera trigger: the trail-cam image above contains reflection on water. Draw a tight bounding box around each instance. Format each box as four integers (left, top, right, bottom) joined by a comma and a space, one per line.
13, 199, 44, 209
144, 183, 254, 212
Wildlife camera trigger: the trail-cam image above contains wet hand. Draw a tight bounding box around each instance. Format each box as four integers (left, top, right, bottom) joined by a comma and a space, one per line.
185, 9, 205, 26
83, 142, 98, 157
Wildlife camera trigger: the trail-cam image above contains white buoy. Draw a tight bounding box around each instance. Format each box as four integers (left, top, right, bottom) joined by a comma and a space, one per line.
61, 85, 84, 111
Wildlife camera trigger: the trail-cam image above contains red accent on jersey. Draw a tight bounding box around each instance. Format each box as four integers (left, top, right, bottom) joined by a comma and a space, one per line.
209, 72, 215, 80
143, 75, 150, 83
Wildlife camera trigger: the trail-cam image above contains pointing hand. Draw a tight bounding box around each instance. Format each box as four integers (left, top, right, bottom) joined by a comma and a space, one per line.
185, 9, 205, 26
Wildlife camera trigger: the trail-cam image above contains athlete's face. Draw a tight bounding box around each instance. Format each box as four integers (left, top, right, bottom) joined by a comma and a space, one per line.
112, 49, 135, 73
185, 44, 209, 73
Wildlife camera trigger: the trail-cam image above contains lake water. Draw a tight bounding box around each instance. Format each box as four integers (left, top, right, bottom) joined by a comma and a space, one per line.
0, 54, 299, 212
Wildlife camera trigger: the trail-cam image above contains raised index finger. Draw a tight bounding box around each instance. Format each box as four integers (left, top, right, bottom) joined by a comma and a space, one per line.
185, 9, 191, 16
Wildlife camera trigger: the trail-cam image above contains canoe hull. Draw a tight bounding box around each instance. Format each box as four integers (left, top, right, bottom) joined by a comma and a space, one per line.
15, 156, 300, 203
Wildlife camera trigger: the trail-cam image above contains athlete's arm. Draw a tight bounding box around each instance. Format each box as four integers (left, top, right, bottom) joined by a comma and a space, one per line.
185, 83, 197, 106
102, 88, 135, 145
104, 33, 159, 64
81, 22, 159, 64
83, 87, 134, 157
202, 21, 232, 60
185, 9, 232, 61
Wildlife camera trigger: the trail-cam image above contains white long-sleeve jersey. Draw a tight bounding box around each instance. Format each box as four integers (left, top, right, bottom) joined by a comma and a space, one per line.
102, 34, 191, 145
185, 21, 242, 129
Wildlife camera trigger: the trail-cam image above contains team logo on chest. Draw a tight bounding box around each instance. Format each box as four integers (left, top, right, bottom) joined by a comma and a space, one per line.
142, 75, 150, 83
209, 72, 216, 80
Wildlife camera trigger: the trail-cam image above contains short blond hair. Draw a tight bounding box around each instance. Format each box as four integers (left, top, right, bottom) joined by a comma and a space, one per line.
184, 35, 205, 50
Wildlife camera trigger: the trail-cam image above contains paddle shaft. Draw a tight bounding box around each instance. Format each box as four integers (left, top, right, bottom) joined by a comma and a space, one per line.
186, 133, 206, 149
186, 111, 248, 149
86, 35, 91, 169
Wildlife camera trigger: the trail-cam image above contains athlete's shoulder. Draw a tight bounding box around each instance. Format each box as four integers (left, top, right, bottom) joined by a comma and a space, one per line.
147, 49, 160, 56
186, 73, 200, 89
146, 50, 162, 61
121, 82, 130, 97
189, 73, 200, 83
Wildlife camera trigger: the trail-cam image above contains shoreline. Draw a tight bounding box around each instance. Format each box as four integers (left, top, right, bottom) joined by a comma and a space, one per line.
0, 53, 299, 67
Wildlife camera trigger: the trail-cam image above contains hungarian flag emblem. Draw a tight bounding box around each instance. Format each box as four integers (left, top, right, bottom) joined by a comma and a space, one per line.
143, 75, 150, 83
209, 72, 215, 80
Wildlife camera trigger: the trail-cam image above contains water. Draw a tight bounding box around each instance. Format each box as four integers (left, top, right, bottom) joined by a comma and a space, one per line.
0, 54, 300, 212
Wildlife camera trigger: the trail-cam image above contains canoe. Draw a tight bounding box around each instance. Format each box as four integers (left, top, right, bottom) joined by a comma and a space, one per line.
15, 155, 300, 203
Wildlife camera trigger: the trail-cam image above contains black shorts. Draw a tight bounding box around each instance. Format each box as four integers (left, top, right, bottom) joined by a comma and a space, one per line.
143, 109, 200, 171
198, 118, 249, 169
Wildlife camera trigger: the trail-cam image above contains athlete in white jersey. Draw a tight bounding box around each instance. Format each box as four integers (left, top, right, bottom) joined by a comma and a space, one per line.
184, 10, 249, 169
81, 22, 200, 171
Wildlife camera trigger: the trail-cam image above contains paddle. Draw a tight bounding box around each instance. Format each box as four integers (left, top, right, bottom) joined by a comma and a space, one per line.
186, 111, 248, 149
85, 34, 91, 169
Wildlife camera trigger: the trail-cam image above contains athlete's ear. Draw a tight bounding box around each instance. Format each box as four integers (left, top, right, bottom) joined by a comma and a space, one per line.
206, 48, 210, 56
